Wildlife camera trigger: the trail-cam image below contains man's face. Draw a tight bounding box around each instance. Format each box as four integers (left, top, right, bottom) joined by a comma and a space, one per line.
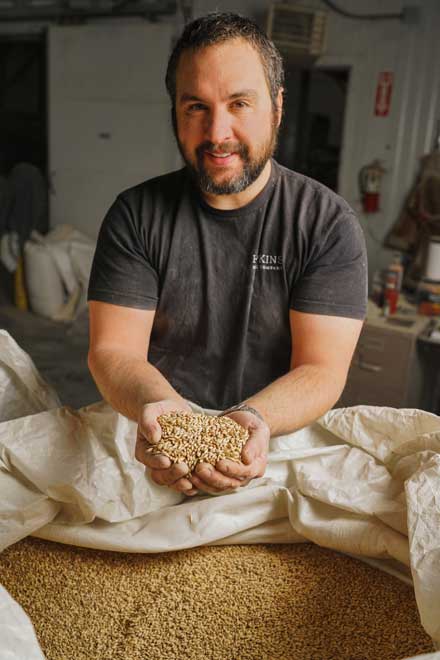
174, 38, 282, 195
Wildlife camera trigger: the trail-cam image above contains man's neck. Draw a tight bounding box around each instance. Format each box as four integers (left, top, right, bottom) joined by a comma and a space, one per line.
201, 159, 272, 211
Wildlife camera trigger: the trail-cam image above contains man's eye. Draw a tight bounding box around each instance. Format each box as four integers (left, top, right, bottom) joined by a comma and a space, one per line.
187, 103, 206, 112
232, 101, 248, 109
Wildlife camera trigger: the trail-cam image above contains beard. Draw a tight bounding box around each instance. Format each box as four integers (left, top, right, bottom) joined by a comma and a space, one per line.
175, 113, 280, 195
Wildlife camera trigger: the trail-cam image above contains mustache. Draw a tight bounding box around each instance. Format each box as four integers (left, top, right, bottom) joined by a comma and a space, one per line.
195, 142, 249, 158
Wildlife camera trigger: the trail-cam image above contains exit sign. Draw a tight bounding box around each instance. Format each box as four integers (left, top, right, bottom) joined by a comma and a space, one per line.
375, 72, 394, 117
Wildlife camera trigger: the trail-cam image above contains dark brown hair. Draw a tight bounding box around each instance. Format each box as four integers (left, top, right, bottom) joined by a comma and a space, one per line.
165, 11, 284, 114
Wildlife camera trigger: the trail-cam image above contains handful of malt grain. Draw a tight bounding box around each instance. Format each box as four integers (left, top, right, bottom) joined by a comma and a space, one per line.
150, 412, 249, 473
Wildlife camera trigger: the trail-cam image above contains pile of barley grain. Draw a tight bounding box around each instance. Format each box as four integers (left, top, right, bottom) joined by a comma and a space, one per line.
150, 412, 249, 472
0, 538, 434, 660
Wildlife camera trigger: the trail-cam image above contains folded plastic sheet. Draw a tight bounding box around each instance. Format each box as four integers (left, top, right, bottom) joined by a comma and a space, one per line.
0, 585, 46, 660
0, 330, 439, 659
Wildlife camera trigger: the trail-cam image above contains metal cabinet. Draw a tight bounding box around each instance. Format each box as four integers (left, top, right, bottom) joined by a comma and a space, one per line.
337, 307, 430, 409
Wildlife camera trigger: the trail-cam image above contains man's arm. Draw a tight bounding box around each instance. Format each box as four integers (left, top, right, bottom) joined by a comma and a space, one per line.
243, 309, 363, 436
88, 300, 202, 495
87, 300, 188, 422
191, 310, 363, 494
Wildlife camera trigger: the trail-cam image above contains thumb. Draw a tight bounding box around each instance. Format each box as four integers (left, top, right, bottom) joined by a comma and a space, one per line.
242, 423, 269, 464
144, 420, 162, 445
139, 409, 163, 445
241, 435, 258, 465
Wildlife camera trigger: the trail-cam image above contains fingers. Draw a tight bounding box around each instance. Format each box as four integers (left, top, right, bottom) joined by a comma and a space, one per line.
138, 399, 193, 446
241, 430, 268, 465
215, 458, 252, 479
170, 476, 197, 493
135, 431, 172, 468
184, 488, 199, 496
138, 399, 192, 445
159, 475, 199, 496
149, 461, 248, 496
216, 454, 266, 479
148, 458, 243, 496
189, 472, 250, 495
189, 462, 247, 494
218, 410, 270, 468
150, 462, 190, 487
148, 460, 199, 496
188, 474, 219, 495
135, 400, 193, 467
134, 402, 267, 496
144, 451, 172, 470
136, 416, 171, 468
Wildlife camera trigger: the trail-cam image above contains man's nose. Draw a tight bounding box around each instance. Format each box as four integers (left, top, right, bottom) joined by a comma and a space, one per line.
204, 107, 233, 144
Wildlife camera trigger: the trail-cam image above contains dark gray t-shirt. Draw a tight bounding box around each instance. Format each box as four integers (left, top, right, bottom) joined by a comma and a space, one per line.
88, 158, 367, 410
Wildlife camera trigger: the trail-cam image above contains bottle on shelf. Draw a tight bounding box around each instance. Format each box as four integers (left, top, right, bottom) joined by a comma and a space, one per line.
383, 253, 403, 316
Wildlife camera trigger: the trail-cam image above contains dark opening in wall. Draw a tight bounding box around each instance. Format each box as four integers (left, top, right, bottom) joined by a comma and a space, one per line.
275, 65, 350, 193
0, 34, 47, 177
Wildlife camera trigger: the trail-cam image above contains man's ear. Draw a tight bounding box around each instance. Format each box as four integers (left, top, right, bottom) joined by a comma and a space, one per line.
275, 87, 284, 127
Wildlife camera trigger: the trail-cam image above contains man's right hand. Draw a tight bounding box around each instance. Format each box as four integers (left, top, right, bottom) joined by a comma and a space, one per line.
134, 399, 199, 496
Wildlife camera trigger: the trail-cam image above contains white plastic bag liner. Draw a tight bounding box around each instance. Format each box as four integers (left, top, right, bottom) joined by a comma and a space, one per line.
24, 240, 66, 318
0, 330, 439, 659
0, 586, 46, 660
46, 241, 78, 295
45, 224, 95, 293
24, 225, 95, 321
0, 330, 60, 422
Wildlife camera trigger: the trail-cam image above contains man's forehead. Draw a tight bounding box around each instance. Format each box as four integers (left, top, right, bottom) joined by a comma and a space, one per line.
181, 36, 259, 63
176, 40, 269, 101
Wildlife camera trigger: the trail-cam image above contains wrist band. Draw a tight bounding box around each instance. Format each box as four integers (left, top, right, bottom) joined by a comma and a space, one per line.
218, 403, 266, 423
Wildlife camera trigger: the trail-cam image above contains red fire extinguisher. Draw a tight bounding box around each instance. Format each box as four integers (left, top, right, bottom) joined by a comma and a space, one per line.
359, 159, 386, 213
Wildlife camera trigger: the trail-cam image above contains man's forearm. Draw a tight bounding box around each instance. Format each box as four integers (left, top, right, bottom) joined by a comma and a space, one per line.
244, 364, 346, 437
88, 349, 187, 422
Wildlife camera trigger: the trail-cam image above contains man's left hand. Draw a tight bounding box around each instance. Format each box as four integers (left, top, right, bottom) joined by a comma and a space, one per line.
188, 409, 270, 495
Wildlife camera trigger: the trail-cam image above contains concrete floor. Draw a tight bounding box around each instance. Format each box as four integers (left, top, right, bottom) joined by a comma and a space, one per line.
0, 303, 100, 410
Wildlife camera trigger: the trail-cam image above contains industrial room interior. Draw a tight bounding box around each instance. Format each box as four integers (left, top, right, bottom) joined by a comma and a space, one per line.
1, 1, 440, 659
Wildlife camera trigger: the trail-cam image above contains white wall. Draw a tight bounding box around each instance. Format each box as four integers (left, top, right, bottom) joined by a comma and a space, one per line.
48, 22, 177, 238
2, 1, 440, 281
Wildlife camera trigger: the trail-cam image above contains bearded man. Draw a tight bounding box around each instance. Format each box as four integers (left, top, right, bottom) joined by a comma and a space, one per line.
87, 12, 367, 497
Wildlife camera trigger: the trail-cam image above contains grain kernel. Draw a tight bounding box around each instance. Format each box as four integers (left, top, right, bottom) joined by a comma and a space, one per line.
148, 412, 249, 474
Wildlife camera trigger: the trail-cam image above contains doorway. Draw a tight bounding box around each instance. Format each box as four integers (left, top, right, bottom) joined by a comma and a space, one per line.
0, 34, 48, 303
275, 65, 350, 193
0, 34, 47, 177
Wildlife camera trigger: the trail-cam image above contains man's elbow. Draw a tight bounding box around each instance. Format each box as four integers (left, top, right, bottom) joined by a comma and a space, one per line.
87, 348, 105, 379
328, 369, 349, 408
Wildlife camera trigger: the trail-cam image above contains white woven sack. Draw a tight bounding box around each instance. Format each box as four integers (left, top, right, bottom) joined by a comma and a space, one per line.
69, 240, 95, 288
24, 241, 65, 319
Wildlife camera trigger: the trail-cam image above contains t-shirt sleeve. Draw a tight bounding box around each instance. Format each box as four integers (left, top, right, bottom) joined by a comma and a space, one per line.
87, 194, 158, 309
290, 213, 368, 319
